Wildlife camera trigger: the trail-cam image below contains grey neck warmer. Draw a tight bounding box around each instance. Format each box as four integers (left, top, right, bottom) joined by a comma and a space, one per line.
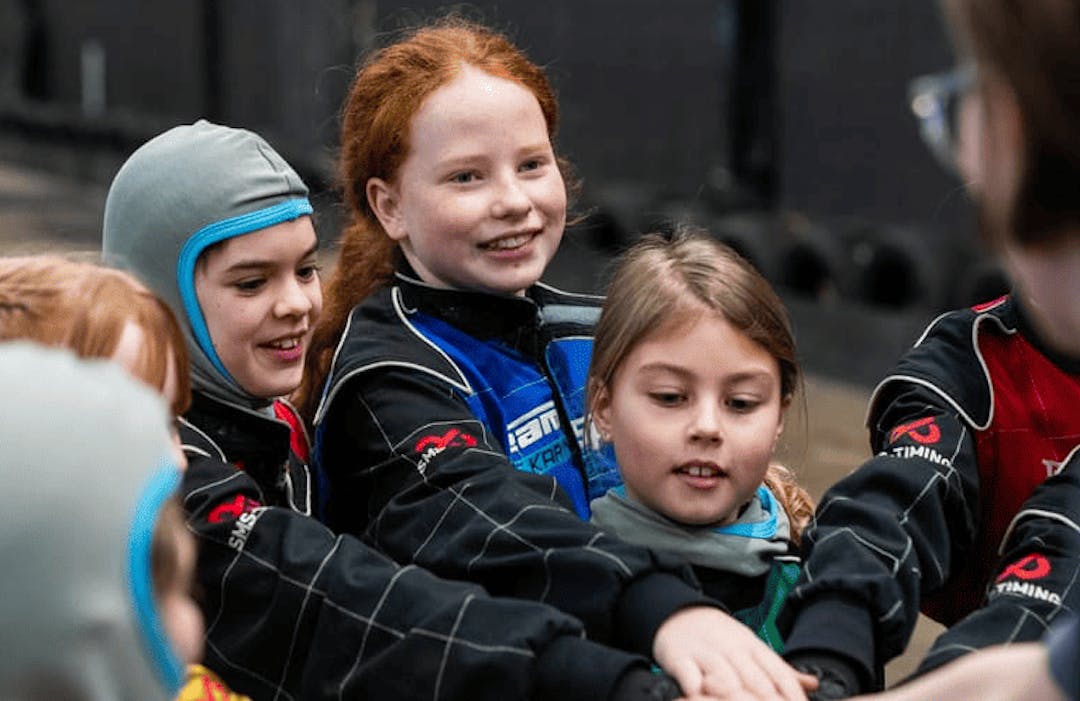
0, 343, 183, 700
590, 485, 791, 577
102, 119, 313, 410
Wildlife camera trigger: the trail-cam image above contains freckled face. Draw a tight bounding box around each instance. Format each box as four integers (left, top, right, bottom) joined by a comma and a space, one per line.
194, 217, 322, 398
594, 314, 786, 526
368, 65, 566, 296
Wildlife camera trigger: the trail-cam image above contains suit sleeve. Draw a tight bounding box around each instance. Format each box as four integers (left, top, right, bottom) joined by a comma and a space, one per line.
779, 383, 982, 684
319, 368, 715, 657
1047, 615, 1080, 700
181, 452, 645, 701
915, 449, 1080, 676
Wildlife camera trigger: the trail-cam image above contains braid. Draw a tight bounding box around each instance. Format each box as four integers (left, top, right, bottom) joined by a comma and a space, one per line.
763, 463, 815, 545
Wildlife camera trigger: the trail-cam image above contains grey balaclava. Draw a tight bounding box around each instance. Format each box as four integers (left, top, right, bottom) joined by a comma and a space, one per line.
102, 119, 313, 409
0, 342, 183, 700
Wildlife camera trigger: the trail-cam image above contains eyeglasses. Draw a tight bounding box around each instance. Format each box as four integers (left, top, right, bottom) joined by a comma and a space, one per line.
908, 64, 976, 173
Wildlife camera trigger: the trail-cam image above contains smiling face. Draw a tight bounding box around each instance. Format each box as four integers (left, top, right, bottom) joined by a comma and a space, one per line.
593, 312, 786, 526
367, 64, 566, 296
195, 217, 321, 398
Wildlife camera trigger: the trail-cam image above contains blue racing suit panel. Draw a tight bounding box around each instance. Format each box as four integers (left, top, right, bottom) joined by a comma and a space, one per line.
407, 310, 592, 517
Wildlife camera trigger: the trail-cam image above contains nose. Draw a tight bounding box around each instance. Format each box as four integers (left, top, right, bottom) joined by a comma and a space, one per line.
689, 402, 723, 444
274, 276, 313, 319
490, 173, 532, 219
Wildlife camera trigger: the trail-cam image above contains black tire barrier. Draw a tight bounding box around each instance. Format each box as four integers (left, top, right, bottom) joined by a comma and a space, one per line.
775, 213, 851, 303
839, 223, 962, 312
707, 210, 786, 283
637, 199, 713, 238
572, 181, 663, 252
951, 256, 1011, 309
573, 192, 993, 316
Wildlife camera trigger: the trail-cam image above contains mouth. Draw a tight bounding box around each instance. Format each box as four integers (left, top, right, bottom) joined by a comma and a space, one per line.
259, 332, 308, 362
263, 335, 304, 351
675, 462, 727, 479
479, 231, 539, 251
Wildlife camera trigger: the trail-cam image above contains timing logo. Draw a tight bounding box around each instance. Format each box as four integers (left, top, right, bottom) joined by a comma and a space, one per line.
993, 553, 1061, 604
889, 416, 941, 445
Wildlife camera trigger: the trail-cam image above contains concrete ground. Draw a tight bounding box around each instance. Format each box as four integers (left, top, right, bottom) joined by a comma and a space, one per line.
0, 143, 941, 687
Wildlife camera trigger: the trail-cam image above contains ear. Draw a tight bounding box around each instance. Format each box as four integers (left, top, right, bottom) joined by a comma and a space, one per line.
366, 177, 407, 242
590, 381, 613, 442
774, 395, 791, 447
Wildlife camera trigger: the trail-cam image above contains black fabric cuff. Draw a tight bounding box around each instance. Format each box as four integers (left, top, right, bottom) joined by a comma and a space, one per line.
608, 667, 681, 701
786, 649, 868, 698
783, 596, 878, 688
533, 635, 645, 701
614, 573, 717, 657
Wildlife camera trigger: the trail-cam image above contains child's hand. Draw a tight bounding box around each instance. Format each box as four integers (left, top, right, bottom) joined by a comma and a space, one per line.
654, 606, 818, 701
849, 644, 1062, 701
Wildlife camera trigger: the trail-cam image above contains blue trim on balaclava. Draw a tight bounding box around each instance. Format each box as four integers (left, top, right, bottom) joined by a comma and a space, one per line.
102, 120, 315, 410
127, 462, 185, 695
177, 198, 313, 385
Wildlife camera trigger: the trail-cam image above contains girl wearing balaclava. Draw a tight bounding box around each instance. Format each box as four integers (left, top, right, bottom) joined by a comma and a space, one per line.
0, 343, 188, 700
102, 121, 688, 701
104, 120, 320, 513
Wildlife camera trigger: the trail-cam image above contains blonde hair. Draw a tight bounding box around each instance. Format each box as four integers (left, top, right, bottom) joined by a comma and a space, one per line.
587, 227, 813, 541
0, 255, 191, 416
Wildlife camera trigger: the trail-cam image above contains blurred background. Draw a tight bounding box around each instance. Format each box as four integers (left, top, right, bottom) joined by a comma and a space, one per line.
2, 0, 998, 678
0, 0, 1007, 386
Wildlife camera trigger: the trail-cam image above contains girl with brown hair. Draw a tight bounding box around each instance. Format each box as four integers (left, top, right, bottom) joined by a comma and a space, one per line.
587, 228, 813, 653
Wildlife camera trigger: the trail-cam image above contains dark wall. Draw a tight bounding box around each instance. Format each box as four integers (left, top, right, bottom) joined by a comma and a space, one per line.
777, 0, 973, 235
32, 0, 205, 116
2, 0, 1002, 311
214, 0, 354, 163
3, 0, 355, 170
381, 0, 736, 198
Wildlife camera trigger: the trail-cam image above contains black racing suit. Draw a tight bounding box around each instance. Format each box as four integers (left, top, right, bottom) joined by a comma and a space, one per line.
314, 271, 716, 660
779, 296, 1080, 691
179, 390, 650, 701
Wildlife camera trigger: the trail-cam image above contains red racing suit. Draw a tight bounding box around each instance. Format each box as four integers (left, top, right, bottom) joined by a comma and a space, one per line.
780, 295, 1080, 685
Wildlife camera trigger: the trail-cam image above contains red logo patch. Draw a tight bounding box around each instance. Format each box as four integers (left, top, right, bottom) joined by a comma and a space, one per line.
889, 417, 941, 445
208, 495, 263, 524
414, 428, 477, 453
996, 554, 1052, 582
